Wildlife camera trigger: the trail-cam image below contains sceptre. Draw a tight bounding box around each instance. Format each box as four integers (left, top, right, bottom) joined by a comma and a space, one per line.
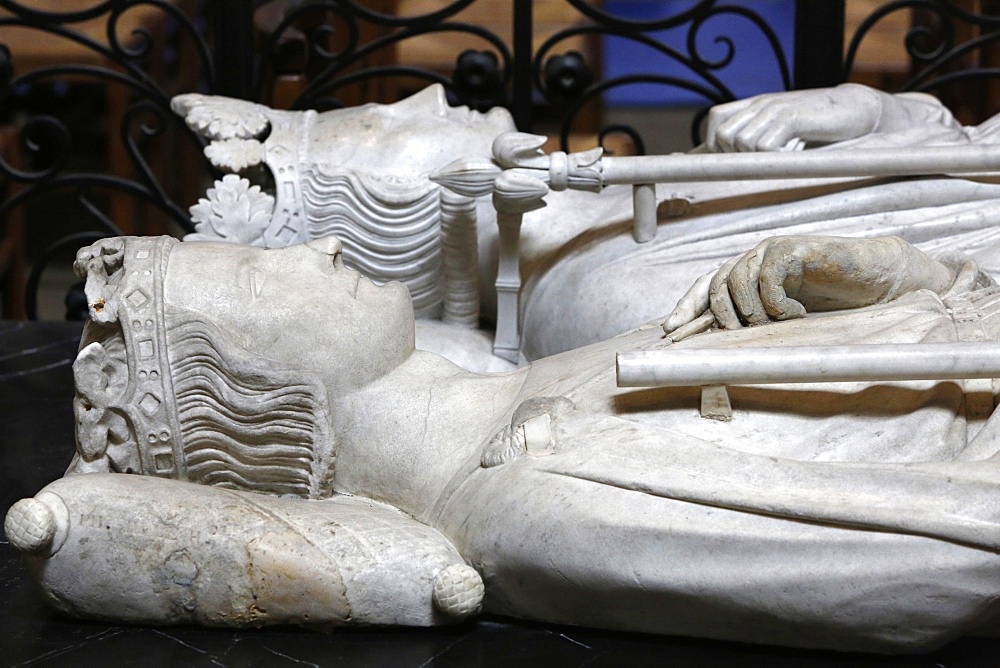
431, 133, 1000, 362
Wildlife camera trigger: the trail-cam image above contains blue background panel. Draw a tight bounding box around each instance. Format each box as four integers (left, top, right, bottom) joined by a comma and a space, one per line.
602, 0, 796, 106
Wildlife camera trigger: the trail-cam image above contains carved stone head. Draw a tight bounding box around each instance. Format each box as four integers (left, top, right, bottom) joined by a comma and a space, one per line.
173, 84, 514, 245
174, 85, 513, 318
67, 235, 415, 499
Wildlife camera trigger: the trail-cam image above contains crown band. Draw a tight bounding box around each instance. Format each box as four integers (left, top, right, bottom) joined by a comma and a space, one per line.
75, 236, 185, 480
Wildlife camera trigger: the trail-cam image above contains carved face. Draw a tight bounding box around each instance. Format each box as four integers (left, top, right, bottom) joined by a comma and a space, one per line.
301, 84, 515, 179
163, 236, 415, 396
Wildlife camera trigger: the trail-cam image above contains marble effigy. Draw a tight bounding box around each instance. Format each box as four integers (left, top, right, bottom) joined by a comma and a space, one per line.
172, 84, 1000, 368
434, 128, 1000, 361
513, 85, 1000, 360
5, 232, 1000, 653
172, 86, 517, 372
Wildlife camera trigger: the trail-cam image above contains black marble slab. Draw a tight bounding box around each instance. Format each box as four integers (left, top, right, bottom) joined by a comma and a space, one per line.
2, 320, 997, 666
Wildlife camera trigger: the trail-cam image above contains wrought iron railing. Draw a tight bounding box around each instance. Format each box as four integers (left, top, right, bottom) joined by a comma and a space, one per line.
845, 0, 1000, 123
3, 0, 1000, 319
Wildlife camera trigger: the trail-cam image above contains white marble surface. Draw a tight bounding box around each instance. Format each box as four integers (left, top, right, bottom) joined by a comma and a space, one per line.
7, 474, 483, 628
5, 232, 1000, 653
175, 84, 1000, 369
618, 342, 1000, 387
173, 86, 513, 371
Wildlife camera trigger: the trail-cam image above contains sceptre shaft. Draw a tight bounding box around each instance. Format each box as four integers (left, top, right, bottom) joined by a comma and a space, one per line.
617, 343, 1000, 388
601, 144, 1000, 184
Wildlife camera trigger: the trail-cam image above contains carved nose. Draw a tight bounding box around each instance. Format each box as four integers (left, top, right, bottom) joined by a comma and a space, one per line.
307, 236, 343, 257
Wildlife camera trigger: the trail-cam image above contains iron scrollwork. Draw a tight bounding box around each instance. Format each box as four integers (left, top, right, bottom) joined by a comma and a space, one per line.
8, 1, 999, 320
253, 0, 512, 111
0, 0, 213, 317
845, 0, 1000, 106
533, 0, 793, 151
0, 0, 523, 318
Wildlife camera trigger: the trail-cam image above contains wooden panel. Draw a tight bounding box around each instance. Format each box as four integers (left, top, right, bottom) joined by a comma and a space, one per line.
845, 0, 910, 73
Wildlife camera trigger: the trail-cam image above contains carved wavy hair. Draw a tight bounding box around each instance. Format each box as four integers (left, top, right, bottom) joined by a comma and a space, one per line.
302, 168, 442, 318
165, 312, 336, 499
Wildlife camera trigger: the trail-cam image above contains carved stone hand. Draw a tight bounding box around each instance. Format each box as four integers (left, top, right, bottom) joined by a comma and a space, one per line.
703, 84, 910, 152
664, 236, 958, 332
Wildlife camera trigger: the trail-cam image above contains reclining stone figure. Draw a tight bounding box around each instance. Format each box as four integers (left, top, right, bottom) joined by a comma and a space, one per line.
172, 84, 1000, 369
5, 232, 1000, 653
172, 85, 517, 371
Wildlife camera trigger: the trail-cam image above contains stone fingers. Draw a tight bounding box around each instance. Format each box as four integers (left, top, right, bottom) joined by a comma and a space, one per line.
728, 109, 782, 153
662, 270, 713, 334
704, 238, 814, 330
705, 97, 757, 152
727, 248, 770, 326
709, 256, 744, 329
708, 98, 803, 153
759, 250, 807, 321
757, 124, 802, 152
